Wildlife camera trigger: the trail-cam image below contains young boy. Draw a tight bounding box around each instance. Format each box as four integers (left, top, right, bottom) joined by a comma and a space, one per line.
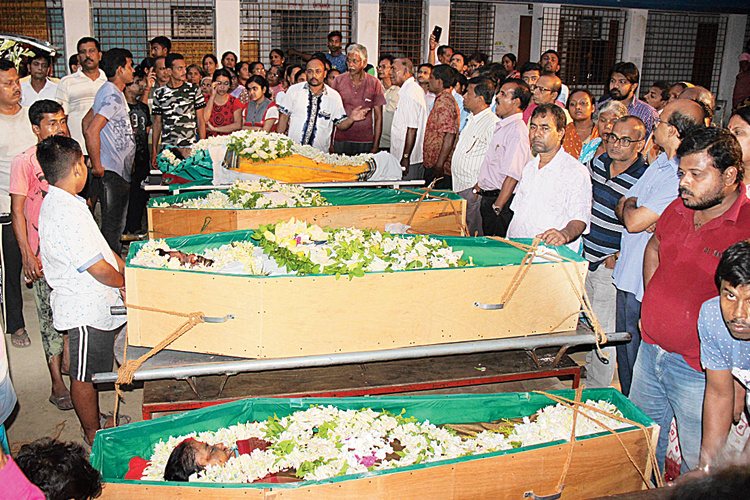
36, 135, 127, 446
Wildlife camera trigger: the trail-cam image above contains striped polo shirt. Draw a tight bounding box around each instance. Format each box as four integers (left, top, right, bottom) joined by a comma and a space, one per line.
582, 153, 648, 268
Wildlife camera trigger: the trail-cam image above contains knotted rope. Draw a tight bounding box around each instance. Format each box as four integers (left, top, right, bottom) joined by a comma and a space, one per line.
397, 182, 469, 236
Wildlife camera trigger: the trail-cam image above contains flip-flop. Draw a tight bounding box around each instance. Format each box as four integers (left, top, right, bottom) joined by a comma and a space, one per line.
99, 412, 131, 429
48, 394, 74, 411
10, 329, 31, 348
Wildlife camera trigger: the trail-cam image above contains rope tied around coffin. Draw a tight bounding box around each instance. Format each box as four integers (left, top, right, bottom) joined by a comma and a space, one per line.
534, 390, 664, 490
485, 236, 609, 359
112, 304, 206, 423
397, 180, 469, 236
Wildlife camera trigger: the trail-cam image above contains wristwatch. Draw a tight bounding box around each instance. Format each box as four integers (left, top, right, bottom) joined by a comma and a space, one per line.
493, 204, 501, 215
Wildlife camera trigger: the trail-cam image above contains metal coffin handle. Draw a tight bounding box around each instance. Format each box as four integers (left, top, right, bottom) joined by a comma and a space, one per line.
524, 486, 564, 500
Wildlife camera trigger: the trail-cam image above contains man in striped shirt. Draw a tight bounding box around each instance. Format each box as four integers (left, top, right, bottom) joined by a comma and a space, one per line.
582, 116, 649, 388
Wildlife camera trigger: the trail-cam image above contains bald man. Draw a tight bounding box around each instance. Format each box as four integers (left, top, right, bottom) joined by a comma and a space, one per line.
679, 85, 715, 126
522, 74, 571, 124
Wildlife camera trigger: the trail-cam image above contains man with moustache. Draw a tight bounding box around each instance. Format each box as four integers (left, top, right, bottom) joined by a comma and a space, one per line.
698, 240, 750, 468
522, 73, 571, 125
389, 58, 428, 180
540, 50, 569, 105
631, 127, 750, 474
600, 62, 658, 139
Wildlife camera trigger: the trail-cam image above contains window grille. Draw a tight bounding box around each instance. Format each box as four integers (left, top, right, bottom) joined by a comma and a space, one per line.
379, 0, 425, 63
744, 15, 750, 53
449, 1, 495, 60
91, 0, 215, 67
641, 12, 726, 98
0, 0, 67, 78
541, 6, 625, 100
240, 0, 353, 67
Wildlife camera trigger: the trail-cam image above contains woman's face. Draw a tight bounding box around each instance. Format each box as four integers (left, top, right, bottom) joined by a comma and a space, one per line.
729, 114, 750, 166
203, 58, 217, 77
270, 52, 284, 67
214, 76, 230, 96
222, 53, 236, 69
267, 66, 281, 87
568, 91, 593, 123
187, 67, 202, 85
252, 63, 266, 77
596, 110, 619, 137
502, 56, 514, 72
200, 77, 212, 95
247, 81, 265, 102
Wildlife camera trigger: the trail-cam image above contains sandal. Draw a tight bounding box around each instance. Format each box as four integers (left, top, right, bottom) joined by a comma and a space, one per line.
99, 412, 131, 429
10, 329, 31, 348
48, 394, 74, 411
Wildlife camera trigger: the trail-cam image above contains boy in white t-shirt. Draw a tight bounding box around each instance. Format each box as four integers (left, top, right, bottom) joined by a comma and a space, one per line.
36, 135, 128, 446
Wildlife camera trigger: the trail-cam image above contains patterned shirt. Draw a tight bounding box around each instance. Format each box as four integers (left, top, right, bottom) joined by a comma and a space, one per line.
599, 96, 658, 140
92, 82, 136, 181
39, 186, 126, 331
582, 153, 648, 268
700, 296, 750, 396
153, 82, 206, 147
207, 95, 244, 137
277, 82, 347, 152
423, 90, 459, 174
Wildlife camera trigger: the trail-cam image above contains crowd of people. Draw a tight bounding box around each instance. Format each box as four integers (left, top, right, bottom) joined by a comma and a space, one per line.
0, 26, 750, 496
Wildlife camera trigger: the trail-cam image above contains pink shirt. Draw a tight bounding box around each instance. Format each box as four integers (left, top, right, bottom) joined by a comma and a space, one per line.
0, 455, 46, 500
331, 72, 386, 144
477, 113, 530, 192
9, 145, 48, 256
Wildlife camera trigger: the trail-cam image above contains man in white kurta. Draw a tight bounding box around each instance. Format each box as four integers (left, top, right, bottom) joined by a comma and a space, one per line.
507, 103, 591, 253
389, 58, 428, 181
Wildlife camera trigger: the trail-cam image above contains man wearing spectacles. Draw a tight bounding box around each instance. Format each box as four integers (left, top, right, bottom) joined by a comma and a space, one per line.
581, 116, 649, 390
522, 73, 571, 126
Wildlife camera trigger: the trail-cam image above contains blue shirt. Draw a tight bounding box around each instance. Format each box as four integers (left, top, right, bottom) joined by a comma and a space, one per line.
699, 296, 750, 395
612, 152, 679, 299
326, 53, 346, 73
582, 153, 647, 267
452, 90, 470, 132
92, 81, 135, 181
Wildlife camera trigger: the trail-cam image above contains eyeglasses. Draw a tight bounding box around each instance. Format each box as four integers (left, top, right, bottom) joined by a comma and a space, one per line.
657, 119, 672, 127
606, 133, 643, 147
534, 86, 552, 93
216, 81, 230, 87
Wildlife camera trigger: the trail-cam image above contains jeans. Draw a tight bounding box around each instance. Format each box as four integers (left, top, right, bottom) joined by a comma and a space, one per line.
1, 221, 25, 334
333, 141, 373, 156
457, 188, 483, 237
616, 289, 642, 397
629, 341, 705, 474
100, 171, 130, 254
583, 264, 617, 388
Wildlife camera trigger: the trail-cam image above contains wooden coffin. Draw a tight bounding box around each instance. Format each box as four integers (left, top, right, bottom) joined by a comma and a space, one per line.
147, 188, 467, 238
125, 231, 588, 359
91, 389, 658, 500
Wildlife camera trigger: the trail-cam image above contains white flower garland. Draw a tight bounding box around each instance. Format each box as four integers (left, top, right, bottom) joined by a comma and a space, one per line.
140, 401, 630, 484
154, 179, 329, 210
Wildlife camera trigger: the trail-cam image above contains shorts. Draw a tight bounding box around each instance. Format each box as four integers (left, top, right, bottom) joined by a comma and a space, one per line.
67, 325, 122, 383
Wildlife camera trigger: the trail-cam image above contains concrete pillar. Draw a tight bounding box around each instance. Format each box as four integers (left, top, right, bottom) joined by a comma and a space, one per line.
61, 0, 91, 61
529, 3, 545, 61
216, 0, 241, 62
717, 14, 748, 123
425, 0, 450, 63
353, 0, 380, 64
621, 9, 648, 71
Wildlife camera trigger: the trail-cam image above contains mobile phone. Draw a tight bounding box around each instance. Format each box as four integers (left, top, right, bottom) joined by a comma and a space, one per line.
432, 26, 442, 44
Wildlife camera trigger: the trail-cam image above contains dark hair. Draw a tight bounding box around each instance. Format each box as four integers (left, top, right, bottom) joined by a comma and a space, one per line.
150, 36, 171, 52
76, 37, 100, 53
140, 56, 156, 70
451, 52, 465, 64
541, 49, 560, 61
568, 88, 593, 106
133, 64, 148, 80
164, 440, 202, 482
212, 68, 232, 82
15, 438, 102, 500
437, 45, 453, 58
432, 64, 457, 89
653, 80, 671, 101
68, 54, 79, 72
505, 78, 532, 111
677, 126, 743, 183
0, 59, 15, 73
269, 48, 284, 61
36, 135, 83, 185
467, 52, 489, 66
165, 53, 184, 70
202, 54, 218, 66
248, 61, 263, 73
715, 240, 750, 290
732, 105, 750, 127
221, 51, 238, 65
468, 76, 495, 106
669, 109, 705, 139
285, 63, 303, 81
418, 63, 433, 71
100, 48, 133, 79
611, 61, 640, 85
246, 74, 271, 99
532, 103, 566, 132
519, 61, 542, 76
502, 53, 517, 68
29, 99, 63, 126
455, 73, 468, 93
29, 52, 51, 67
328, 30, 343, 41
379, 54, 394, 66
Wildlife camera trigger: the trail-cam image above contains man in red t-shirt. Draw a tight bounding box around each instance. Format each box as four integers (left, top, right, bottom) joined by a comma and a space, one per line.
631, 127, 750, 475
331, 44, 385, 156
